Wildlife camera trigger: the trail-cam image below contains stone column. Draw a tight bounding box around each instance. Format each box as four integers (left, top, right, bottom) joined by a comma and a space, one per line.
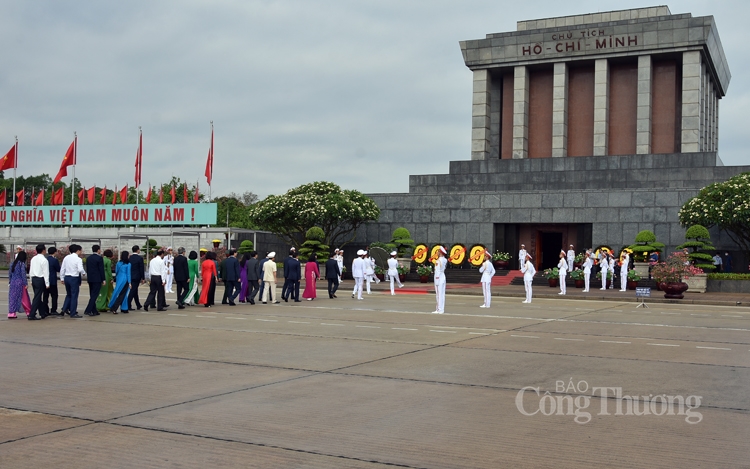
512, 65, 530, 159
471, 69, 491, 160
681, 51, 702, 153
636, 55, 652, 154
551, 62, 568, 157
715, 98, 720, 152
593, 59, 609, 156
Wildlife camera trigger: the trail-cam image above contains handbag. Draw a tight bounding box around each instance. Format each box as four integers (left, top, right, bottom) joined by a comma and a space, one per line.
21, 286, 32, 315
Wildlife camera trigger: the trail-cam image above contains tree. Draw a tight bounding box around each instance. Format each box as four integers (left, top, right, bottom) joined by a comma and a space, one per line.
627, 230, 665, 261
237, 240, 254, 255
298, 227, 329, 261
248, 181, 380, 250
679, 172, 750, 255
389, 227, 415, 257
676, 225, 716, 271
214, 196, 253, 229
226, 191, 258, 206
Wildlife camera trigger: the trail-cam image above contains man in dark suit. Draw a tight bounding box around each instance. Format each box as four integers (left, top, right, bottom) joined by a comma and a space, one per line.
84, 245, 106, 316
283, 251, 301, 302
246, 251, 259, 305
222, 249, 241, 306
325, 251, 341, 298
44, 246, 61, 315
173, 247, 190, 309
129, 245, 146, 310
281, 249, 296, 301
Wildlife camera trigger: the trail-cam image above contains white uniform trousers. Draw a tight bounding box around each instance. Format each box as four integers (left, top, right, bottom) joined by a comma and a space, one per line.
559, 272, 566, 294
166, 273, 174, 293
389, 273, 403, 295
365, 275, 373, 294
434, 280, 446, 313
481, 282, 491, 307
353, 276, 364, 299
620, 268, 628, 291
583, 272, 591, 292
600, 267, 608, 290
567, 259, 573, 272
524, 279, 533, 303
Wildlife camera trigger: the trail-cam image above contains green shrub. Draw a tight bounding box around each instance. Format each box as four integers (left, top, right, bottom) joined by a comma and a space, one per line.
707, 273, 750, 280
628, 230, 664, 261
676, 224, 716, 271
299, 226, 329, 260
237, 240, 254, 255
390, 228, 415, 257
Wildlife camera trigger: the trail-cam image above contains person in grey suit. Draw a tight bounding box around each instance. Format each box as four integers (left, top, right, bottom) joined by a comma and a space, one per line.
222, 250, 241, 306
325, 252, 341, 298
246, 252, 260, 305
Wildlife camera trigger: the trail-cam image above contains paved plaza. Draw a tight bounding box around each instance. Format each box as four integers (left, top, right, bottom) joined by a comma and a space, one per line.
1, 284, 749, 468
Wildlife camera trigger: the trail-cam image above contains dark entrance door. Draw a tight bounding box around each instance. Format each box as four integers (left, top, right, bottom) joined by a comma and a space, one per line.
539, 232, 563, 270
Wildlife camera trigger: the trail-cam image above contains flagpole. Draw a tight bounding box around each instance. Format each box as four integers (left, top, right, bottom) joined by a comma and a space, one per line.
209, 121, 213, 202
12, 136, 17, 206
137, 126, 141, 205
71, 132, 77, 206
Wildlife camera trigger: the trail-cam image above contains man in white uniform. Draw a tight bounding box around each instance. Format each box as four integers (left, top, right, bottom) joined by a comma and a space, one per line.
432, 246, 447, 314
479, 250, 495, 308
387, 251, 403, 295
620, 252, 630, 291
567, 245, 575, 272
351, 250, 366, 300
164, 247, 174, 293
582, 252, 593, 292
518, 244, 527, 270
557, 250, 567, 295
521, 254, 536, 303
599, 252, 609, 291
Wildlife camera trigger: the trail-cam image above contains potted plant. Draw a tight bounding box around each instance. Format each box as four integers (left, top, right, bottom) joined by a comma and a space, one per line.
374, 265, 385, 282
389, 228, 416, 258
628, 230, 665, 279
626, 269, 641, 290
675, 225, 716, 293
596, 270, 613, 289
573, 252, 584, 269
396, 264, 409, 283
491, 251, 511, 269
543, 267, 559, 287
416, 264, 433, 283
569, 268, 585, 288
651, 251, 704, 299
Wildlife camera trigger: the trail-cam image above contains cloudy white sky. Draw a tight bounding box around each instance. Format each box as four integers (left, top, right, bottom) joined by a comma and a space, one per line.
1, 1, 748, 199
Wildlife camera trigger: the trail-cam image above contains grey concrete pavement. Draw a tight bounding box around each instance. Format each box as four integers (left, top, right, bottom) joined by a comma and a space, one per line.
1, 284, 749, 468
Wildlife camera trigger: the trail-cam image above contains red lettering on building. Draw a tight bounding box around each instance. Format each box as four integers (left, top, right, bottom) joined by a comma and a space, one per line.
112, 209, 122, 221
155, 208, 163, 221
173, 208, 184, 222
96, 209, 106, 222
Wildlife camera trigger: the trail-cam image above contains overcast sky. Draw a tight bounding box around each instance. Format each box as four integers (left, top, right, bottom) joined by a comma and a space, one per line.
1, 0, 748, 199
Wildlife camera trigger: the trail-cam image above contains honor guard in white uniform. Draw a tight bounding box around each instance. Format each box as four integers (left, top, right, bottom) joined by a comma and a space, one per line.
432, 246, 447, 314
557, 250, 567, 295
582, 252, 593, 292
387, 251, 403, 295
164, 247, 175, 293
518, 244, 527, 270
521, 254, 536, 303
599, 252, 609, 290
351, 250, 366, 300
364, 253, 379, 293
567, 245, 575, 272
620, 252, 630, 291
609, 256, 616, 289
479, 250, 496, 308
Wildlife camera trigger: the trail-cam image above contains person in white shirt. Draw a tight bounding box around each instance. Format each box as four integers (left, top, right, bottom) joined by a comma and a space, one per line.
351, 250, 366, 300
521, 254, 536, 303
144, 250, 168, 311
387, 251, 403, 295
557, 250, 567, 295
620, 252, 630, 291
335, 249, 344, 283
432, 246, 448, 314
518, 244, 527, 270
164, 247, 175, 293
599, 252, 609, 291
29, 244, 50, 320
712, 253, 722, 272
479, 250, 496, 308
364, 253, 378, 294
60, 244, 86, 318
582, 252, 593, 292
567, 245, 575, 272
609, 255, 616, 289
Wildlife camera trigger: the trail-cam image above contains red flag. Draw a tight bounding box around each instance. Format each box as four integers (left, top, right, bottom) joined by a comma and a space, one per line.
34, 189, 44, 206
78, 188, 85, 205
52, 187, 64, 205
99, 186, 107, 205
193, 184, 199, 203
134, 131, 142, 188
204, 126, 213, 185
87, 186, 95, 204
53, 139, 76, 184
146, 185, 152, 203
112, 185, 117, 205
0, 188, 6, 206
183, 183, 188, 203
0, 144, 17, 171
159, 186, 163, 204
15, 188, 24, 206
120, 185, 128, 204
170, 185, 176, 204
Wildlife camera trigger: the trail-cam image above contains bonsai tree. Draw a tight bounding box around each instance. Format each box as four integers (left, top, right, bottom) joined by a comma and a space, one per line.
627, 230, 665, 262
676, 225, 716, 271
389, 228, 415, 257
237, 240, 254, 255
298, 227, 330, 261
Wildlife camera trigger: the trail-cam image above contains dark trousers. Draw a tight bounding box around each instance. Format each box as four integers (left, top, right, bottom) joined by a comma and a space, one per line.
85, 282, 102, 314
176, 280, 189, 305
62, 276, 81, 314
30, 277, 48, 318
258, 282, 265, 302
327, 278, 339, 298
247, 279, 259, 304
282, 279, 299, 301
128, 280, 142, 309
43, 283, 58, 313
145, 275, 166, 310
224, 280, 239, 304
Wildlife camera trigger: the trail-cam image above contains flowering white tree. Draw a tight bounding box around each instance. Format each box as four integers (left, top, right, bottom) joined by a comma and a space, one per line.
247, 181, 380, 250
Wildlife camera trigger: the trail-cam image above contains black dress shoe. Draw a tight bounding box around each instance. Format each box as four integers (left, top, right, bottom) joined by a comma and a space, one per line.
228, 302, 236, 306
137, 306, 142, 310
84, 312, 95, 316
28, 316, 39, 320
93, 312, 101, 316
294, 300, 301, 303
249, 300, 255, 305
333, 294, 337, 298
178, 305, 185, 309
156, 308, 166, 311
222, 301, 228, 305
122, 310, 129, 313
143, 305, 149, 311
69, 314, 82, 318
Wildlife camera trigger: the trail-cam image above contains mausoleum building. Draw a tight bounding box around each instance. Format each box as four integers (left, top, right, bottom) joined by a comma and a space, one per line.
359, 6, 749, 270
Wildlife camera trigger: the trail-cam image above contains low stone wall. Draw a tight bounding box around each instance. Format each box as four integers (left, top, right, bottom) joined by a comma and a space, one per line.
706, 279, 750, 294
